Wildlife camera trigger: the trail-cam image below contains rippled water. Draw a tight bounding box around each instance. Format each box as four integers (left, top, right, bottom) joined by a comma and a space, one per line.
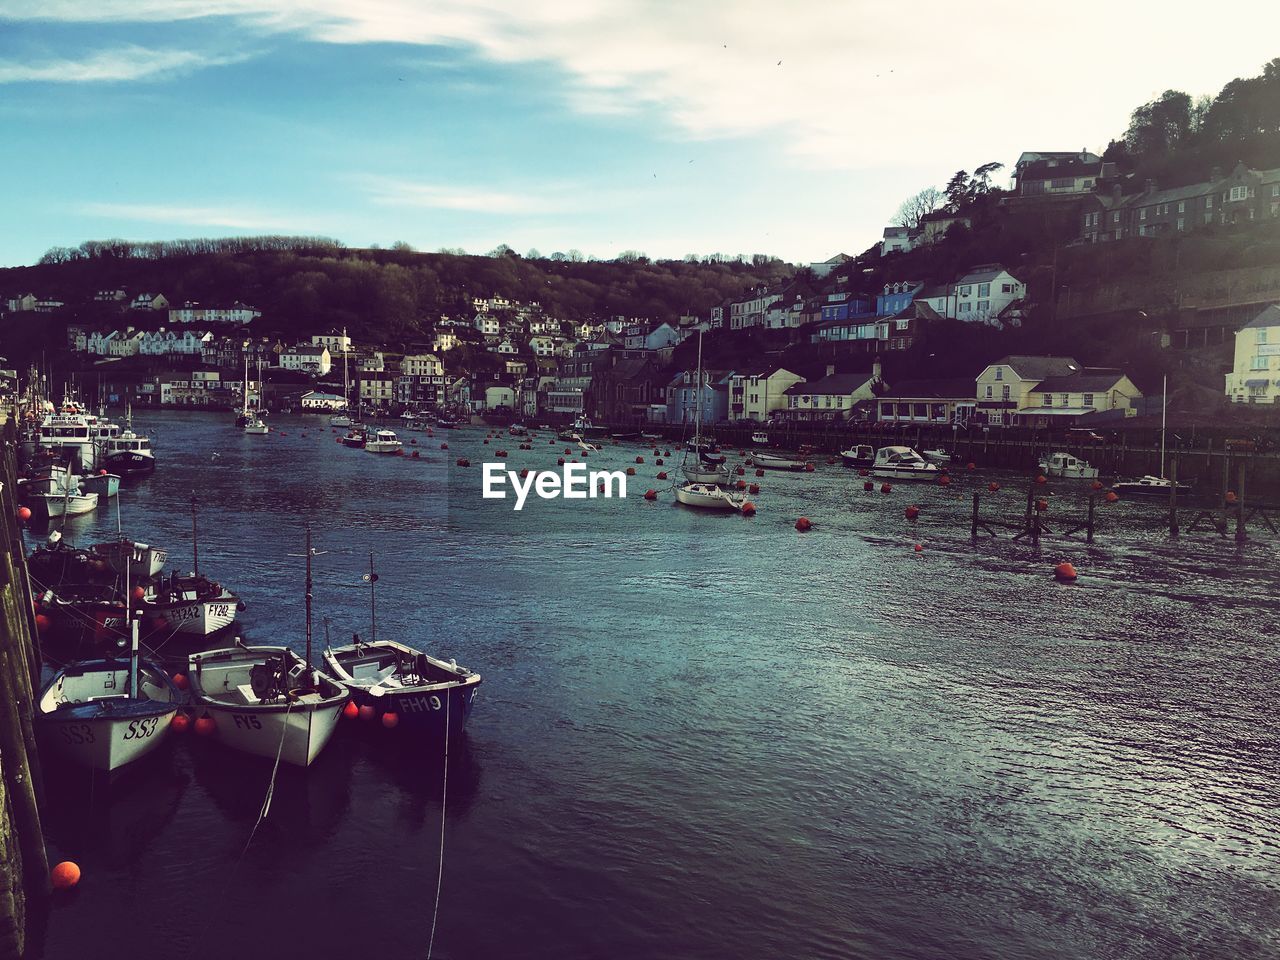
28, 411, 1280, 960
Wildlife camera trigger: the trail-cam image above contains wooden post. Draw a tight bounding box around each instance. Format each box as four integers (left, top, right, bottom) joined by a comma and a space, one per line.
1220, 454, 1231, 537
971, 492, 979, 543
1023, 480, 1035, 537
1086, 494, 1096, 544
1168, 454, 1179, 539
1236, 460, 1247, 543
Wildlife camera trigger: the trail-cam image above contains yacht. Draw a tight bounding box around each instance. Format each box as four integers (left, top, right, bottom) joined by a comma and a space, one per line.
840, 444, 875, 468
1110, 475, 1191, 497
673, 482, 747, 511
1039, 451, 1099, 480
870, 446, 941, 481
364, 429, 404, 454
752, 451, 808, 471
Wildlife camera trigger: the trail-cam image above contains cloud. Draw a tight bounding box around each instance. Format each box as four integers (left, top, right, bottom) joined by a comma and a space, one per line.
9, 1, 1279, 170
79, 201, 312, 231
358, 176, 563, 215
0, 46, 243, 84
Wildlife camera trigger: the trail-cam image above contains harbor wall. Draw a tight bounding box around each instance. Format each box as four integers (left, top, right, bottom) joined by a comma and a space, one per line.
0, 416, 49, 958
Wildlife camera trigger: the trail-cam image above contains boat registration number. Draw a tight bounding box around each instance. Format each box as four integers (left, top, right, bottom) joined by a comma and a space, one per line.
61, 723, 95, 744
123, 717, 160, 740
232, 714, 263, 729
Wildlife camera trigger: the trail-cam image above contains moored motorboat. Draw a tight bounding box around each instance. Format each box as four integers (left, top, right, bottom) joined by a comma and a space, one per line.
750, 430, 770, 445
99, 425, 155, 477
328, 413, 353, 428
752, 451, 808, 471
92, 538, 168, 581
35, 489, 99, 518
79, 472, 121, 499
323, 638, 480, 736
338, 426, 368, 448
870, 446, 940, 481
921, 448, 952, 465
840, 444, 875, 468
364, 429, 404, 454
1039, 451, 1099, 480
674, 482, 746, 510
1110, 475, 1191, 497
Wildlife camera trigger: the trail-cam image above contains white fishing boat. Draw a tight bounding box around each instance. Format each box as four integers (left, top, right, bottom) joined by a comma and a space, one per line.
35, 489, 99, 517
99, 409, 155, 477
870, 446, 941, 481
186, 529, 348, 767
93, 538, 169, 581
840, 444, 875, 468
1038, 451, 1099, 479
364, 429, 403, 454
19, 464, 76, 496
142, 574, 241, 635
328, 413, 353, 428
674, 482, 746, 511
36, 412, 99, 469
80, 472, 121, 498
243, 414, 269, 435
752, 451, 808, 471
36, 550, 180, 772
751, 430, 770, 445
921, 448, 953, 465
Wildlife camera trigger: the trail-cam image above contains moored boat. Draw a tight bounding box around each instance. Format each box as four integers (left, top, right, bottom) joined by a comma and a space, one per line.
921, 448, 953, 465
338, 426, 368, 448
79, 472, 121, 499
870, 446, 940, 481
682, 462, 730, 485
1110, 475, 1191, 497
142, 573, 241, 636
1039, 451, 1099, 479
674, 482, 746, 511
750, 430, 770, 445
752, 451, 808, 471
364, 429, 404, 454
840, 444, 875, 468
35, 489, 99, 518
99, 426, 155, 477
93, 538, 168, 582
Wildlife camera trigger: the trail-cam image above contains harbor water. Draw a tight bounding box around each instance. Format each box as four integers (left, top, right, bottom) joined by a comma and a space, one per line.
29, 411, 1280, 960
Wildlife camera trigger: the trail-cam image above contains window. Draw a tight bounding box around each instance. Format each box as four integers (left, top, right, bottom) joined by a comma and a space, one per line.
1140, 208, 1147, 220
913, 403, 928, 419
1177, 218, 1185, 231
1002, 283, 1014, 293
1002, 385, 1010, 401
995, 368, 1003, 381
985, 385, 993, 399
1044, 394, 1053, 406
1113, 212, 1120, 222
1051, 177, 1075, 189
978, 283, 991, 297
1082, 393, 1094, 408
1251, 356, 1269, 370
1206, 195, 1213, 209
1204, 212, 1213, 225
1178, 201, 1185, 213
959, 302, 971, 313
1060, 394, 1070, 407
978, 300, 990, 313
960, 286, 972, 296
1229, 185, 1249, 202
1273, 186, 1279, 197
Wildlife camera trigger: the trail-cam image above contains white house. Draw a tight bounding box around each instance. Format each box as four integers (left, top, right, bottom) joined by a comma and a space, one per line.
312, 331, 352, 354
484, 385, 517, 410
950, 265, 1025, 322
86, 330, 116, 355
475, 314, 501, 337
727, 366, 804, 421
130, 293, 169, 311
300, 391, 347, 411
880, 226, 920, 256
729, 290, 782, 330
279, 344, 331, 376
781, 369, 880, 422
169, 302, 260, 325
401, 353, 443, 377
809, 254, 852, 278
107, 330, 146, 357
529, 336, 559, 357
1225, 304, 1280, 404
432, 331, 460, 353
643, 322, 683, 350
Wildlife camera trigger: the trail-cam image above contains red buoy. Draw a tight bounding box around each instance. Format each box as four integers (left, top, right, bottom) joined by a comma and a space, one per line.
132, 586, 145, 601
1036, 498, 1049, 512
34, 613, 51, 634
51, 861, 81, 890
441, 443, 448, 449
741, 501, 756, 516
858, 468, 869, 477
736, 466, 745, 475
913, 543, 924, 553
905, 505, 920, 520
170, 713, 190, 734
938, 475, 951, 486
342, 701, 359, 720
967, 462, 975, 471
1054, 562, 1078, 582
1091, 480, 1103, 490
735, 480, 746, 490
1036, 474, 1047, 485
657, 471, 668, 480
358, 704, 376, 722
755, 469, 765, 478
1105, 491, 1119, 503
804, 463, 815, 472
626, 467, 636, 476
863, 480, 874, 491
748, 483, 760, 494
411, 451, 420, 458
644, 489, 657, 501
656, 458, 664, 466
635, 456, 644, 464
456, 458, 470, 467
988, 482, 1000, 492
519, 468, 529, 479
171, 672, 189, 690
1226, 491, 1238, 504
193, 715, 216, 737
381, 711, 400, 729
795, 517, 812, 532
17, 506, 31, 522
880, 483, 892, 494
557, 457, 565, 465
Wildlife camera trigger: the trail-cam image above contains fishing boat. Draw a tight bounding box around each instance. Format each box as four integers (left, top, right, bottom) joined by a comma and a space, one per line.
921, 448, 953, 465
558, 416, 608, 441
674, 482, 746, 511
364, 428, 403, 454
186, 530, 348, 767
752, 451, 808, 471
870, 446, 940, 481
79, 472, 121, 499
18, 463, 76, 497
142, 573, 241, 635
93, 538, 169, 581
34, 487, 99, 518
680, 331, 731, 486
338, 426, 368, 448
35, 412, 99, 470
36, 610, 180, 772
99, 412, 155, 477
1038, 451, 1099, 480
434, 416, 459, 430
840, 444, 875, 468
322, 557, 480, 736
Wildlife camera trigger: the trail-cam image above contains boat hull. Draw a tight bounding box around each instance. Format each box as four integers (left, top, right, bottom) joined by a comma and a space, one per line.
37, 492, 99, 517
682, 465, 729, 485
80, 474, 121, 498
157, 597, 239, 635
674, 483, 743, 510
870, 466, 940, 481
365, 442, 403, 454
198, 700, 345, 766
752, 454, 807, 471
103, 452, 155, 477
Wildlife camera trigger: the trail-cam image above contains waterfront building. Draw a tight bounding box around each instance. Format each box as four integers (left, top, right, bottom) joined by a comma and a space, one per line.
876, 378, 978, 425
1225, 304, 1280, 404
727, 366, 803, 422
781, 368, 881, 422
975, 355, 1141, 426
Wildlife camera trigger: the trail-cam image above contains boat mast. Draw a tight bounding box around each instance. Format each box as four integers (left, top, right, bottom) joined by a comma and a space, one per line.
368, 553, 378, 644
1160, 374, 1167, 479
190, 493, 199, 576
242, 352, 250, 417
693, 329, 704, 445
342, 326, 350, 412
126, 543, 139, 698
304, 527, 313, 672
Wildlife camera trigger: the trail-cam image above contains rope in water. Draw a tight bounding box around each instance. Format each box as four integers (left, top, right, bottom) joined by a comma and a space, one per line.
426, 685, 451, 960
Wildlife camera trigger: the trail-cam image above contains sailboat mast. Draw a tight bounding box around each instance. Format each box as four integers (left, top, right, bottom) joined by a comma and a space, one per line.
694, 330, 704, 439
242, 352, 249, 417
1160, 374, 1167, 478
304, 527, 313, 670
342, 326, 350, 411
190, 493, 199, 576
369, 553, 377, 644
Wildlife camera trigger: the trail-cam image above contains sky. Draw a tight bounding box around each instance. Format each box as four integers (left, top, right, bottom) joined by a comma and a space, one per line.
0, 1, 1277, 268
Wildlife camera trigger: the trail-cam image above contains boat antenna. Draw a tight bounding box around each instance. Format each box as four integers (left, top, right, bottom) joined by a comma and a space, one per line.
304, 526, 313, 671
190, 492, 200, 576
364, 553, 379, 643
127, 542, 140, 699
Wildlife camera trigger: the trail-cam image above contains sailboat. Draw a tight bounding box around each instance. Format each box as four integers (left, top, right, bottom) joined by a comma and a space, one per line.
243, 358, 270, 434
235, 353, 252, 428
36, 543, 180, 771
329, 328, 354, 428
1111, 375, 1191, 497
187, 528, 349, 767
323, 556, 481, 736
675, 332, 743, 510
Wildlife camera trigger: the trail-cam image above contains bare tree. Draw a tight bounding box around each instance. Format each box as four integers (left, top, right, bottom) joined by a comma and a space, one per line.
892, 186, 943, 228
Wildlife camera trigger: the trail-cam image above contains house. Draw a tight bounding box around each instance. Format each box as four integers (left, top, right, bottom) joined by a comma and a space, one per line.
1017, 368, 1141, 426
1013, 151, 1107, 197
764, 299, 805, 330
947, 265, 1025, 323
130, 293, 169, 311
729, 290, 782, 330
357, 371, 396, 408
483, 384, 517, 411
666, 369, 731, 426
5, 294, 36, 313
475, 314, 502, 338
528, 336, 559, 358
809, 254, 852, 278
140, 329, 212, 356
876, 379, 978, 425
918, 211, 971, 244
781, 367, 882, 422
107, 330, 146, 357
1225, 304, 1280, 404
279, 344, 331, 377
876, 282, 923, 317
433, 331, 460, 353
880, 226, 919, 256
86, 330, 117, 355
643, 322, 682, 350
727, 367, 804, 422
300, 391, 347, 411
169, 302, 260, 325
975, 356, 1080, 426
400, 353, 443, 377
593, 357, 663, 423
94, 289, 127, 303
33, 298, 65, 313
312, 331, 352, 354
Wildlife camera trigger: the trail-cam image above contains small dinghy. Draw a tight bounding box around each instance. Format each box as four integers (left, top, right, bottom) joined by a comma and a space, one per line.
80, 472, 121, 498
324, 638, 480, 736
751, 451, 808, 471
187, 529, 347, 766
37, 579, 179, 772
35, 489, 99, 517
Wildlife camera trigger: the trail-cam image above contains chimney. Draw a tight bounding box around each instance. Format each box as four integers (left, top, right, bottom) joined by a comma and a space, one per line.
1144, 178, 1157, 194
872, 357, 882, 382
1111, 182, 1123, 202
826, 364, 836, 377
1210, 165, 1223, 182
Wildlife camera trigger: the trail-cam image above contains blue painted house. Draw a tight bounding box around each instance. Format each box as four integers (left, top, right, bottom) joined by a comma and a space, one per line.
666, 369, 731, 425
876, 281, 923, 317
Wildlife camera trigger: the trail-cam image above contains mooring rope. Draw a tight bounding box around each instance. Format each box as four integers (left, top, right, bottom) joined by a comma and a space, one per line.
240, 698, 293, 859
426, 685, 451, 960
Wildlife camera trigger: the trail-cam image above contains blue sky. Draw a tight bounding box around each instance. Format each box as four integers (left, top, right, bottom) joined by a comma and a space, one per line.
1, 1, 1276, 267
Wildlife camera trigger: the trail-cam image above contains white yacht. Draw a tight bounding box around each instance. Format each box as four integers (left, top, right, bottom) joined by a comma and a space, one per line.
365, 429, 404, 454
674, 482, 746, 511
870, 446, 941, 481
1039, 451, 1099, 479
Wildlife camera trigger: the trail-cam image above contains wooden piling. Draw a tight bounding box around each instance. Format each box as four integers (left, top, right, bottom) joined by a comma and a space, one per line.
1168, 454, 1179, 539
970, 492, 979, 543
1086, 495, 1096, 544
1236, 460, 1247, 543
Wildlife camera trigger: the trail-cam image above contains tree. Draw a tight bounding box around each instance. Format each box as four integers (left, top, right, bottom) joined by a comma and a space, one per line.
970, 161, 1005, 195
944, 171, 970, 211
892, 186, 943, 228
1125, 90, 1193, 157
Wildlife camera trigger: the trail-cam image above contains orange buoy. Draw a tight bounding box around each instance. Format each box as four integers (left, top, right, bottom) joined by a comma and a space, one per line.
880, 483, 892, 494
804, 463, 815, 472
456, 458, 470, 467
988, 481, 1000, 492
858, 468, 869, 477
171, 672, 189, 690
736, 466, 745, 475
34, 613, 51, 633
381, 711, 400, 729
170, 713, 190, 734
440, 443, 448, 449
913, 543, 924, 553
496, 449, 507, 457
557, 457, 565, 466
1091, 480, 1103, 490
132, 586, 145, 601
1105, 490, 1119, 503
193, 715, 216, 737
483, 438, 490, 445
654, 449, 661, 456
967, 462, 975, 471
519, 468, 530, 479
748, 483, 760, 494
1054, 561, 1078, 582
905, 505, 920, 520
411, 450, 420, 458
755, 468, 765, 478
342, 701, 359, 720
657, 471, 668, 480
938, 475, 951, 486
1036, 474, 1047, 485
1035, 498, 1049, 512
863, 480, 874, 491
17, 506, 31, 522
626, 467, 636, 476
644, 489, 657, 501
564, 448, 572, 454
635, 456, 644, 464
795, 516, 812, 532
1226, 491, 1238, 504
51, 861, 81, 890
358, 704, 376, 722
826, 457, 836, 465
741, 501, 756, 516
